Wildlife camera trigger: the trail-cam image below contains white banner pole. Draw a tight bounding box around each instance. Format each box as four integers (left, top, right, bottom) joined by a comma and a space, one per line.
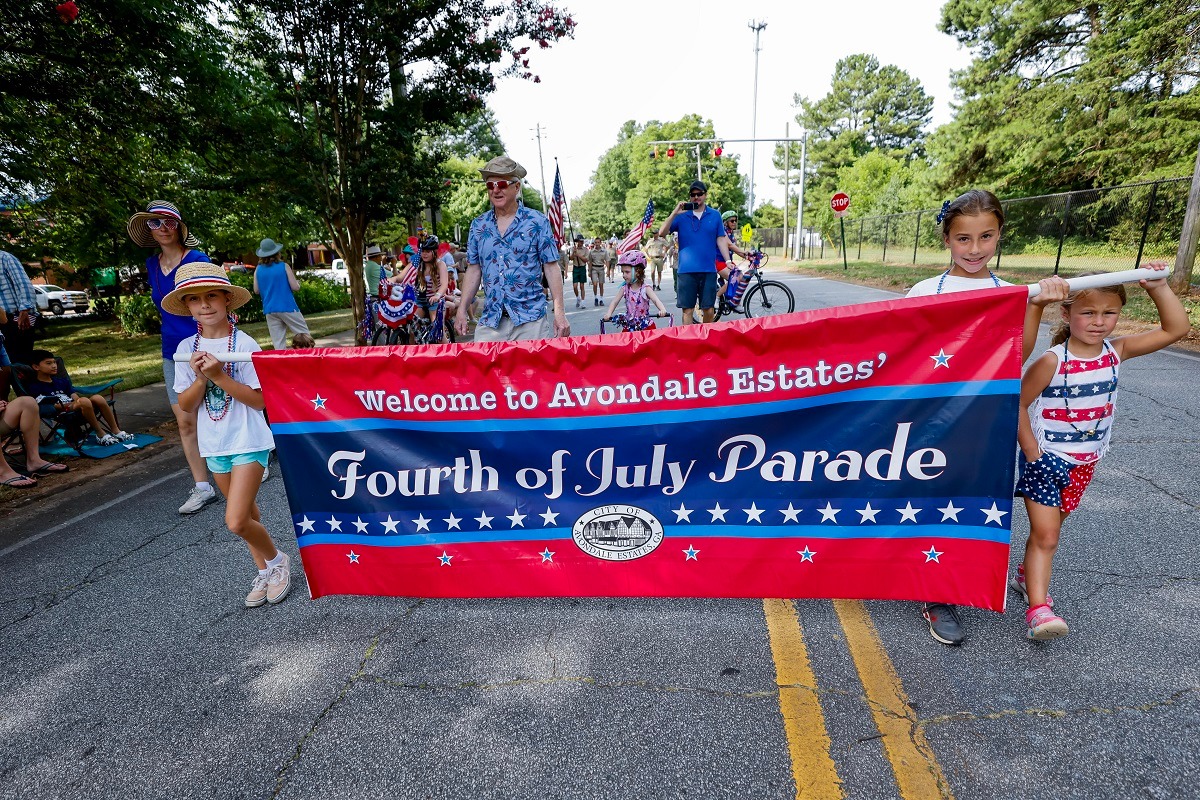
1027, 267, 1168, 297
173, 352, 256, 362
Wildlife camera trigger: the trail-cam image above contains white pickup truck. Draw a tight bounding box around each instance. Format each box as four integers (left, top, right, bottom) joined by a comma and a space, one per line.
309, 258, 349, 287
33, 284, 90, 315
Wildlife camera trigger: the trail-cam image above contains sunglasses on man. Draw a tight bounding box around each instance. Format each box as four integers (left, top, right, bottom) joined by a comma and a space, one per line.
485, 180, 519, 191
146, 218, 180, 231
689, 192, 706, 198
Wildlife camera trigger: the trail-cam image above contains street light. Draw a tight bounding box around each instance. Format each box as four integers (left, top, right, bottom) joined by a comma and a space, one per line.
748, 19, 767, 217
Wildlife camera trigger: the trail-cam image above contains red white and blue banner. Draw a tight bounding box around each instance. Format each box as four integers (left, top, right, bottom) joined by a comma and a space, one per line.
253, 287, 1027, 610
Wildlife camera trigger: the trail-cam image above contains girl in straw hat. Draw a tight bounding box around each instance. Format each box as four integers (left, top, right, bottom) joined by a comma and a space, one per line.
127, 200, 219, 516
164, 263, 292, 607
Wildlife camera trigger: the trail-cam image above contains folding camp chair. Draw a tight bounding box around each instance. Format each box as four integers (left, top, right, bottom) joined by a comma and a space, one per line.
8, 359, 123, 451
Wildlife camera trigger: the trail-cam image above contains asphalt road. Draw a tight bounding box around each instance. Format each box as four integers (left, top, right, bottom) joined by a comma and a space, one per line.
1, 271, 1197, 799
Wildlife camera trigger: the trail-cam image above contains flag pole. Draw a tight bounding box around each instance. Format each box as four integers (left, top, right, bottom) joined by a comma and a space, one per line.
556, 158, 575, 240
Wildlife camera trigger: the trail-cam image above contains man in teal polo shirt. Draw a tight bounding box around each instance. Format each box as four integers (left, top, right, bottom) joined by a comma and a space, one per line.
658, 180, 732, 324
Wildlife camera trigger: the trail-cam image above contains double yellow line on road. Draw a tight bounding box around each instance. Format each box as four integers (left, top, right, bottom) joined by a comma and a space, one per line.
763, 599, 951, 799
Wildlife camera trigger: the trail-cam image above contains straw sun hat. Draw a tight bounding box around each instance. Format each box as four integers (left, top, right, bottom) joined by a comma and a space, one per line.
126, 200, 201, 249
161, 262, 253, 317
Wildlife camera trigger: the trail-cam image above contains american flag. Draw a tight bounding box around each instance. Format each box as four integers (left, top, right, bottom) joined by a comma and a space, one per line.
548, 166, 566, 247
618, 200, 654, 254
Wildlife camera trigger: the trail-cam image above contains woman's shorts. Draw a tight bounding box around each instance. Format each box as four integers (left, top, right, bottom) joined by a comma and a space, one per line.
162, 358, 180, 405
1015, 451, 1096, 514
206, 449, 272, 474
677, 271, 718, 310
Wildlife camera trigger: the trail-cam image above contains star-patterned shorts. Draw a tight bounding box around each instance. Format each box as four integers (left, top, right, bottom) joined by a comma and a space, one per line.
1015, 451, 1096, 514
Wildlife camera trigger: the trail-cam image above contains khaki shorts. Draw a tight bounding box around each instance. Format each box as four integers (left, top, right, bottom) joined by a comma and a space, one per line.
589, 266, 606, 283
473, 313, 553, 343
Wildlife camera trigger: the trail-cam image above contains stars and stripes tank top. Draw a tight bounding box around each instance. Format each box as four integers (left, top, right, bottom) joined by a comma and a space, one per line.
1031, 340, 1120, 465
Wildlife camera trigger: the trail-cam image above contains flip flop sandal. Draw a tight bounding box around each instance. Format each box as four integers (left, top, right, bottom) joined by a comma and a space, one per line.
30, 463, 69, 475
1, 475, 38, 488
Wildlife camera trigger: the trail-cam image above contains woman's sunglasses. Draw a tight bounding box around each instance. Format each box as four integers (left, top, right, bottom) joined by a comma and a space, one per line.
485, 180, 518, 191
146, 218, 180, 231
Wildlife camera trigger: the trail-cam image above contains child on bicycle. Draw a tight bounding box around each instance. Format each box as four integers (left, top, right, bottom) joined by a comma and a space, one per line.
602, 250, 669, 332
415, 236, 454, 321
1014, 262, 1187, 640
164, 262, 291, 608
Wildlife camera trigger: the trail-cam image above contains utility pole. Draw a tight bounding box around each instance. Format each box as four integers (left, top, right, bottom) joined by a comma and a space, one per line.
794, 131, 807, 260
534, 124, 549, 211
748, 20, 767, 216
783, 121, 790, 257
1172, 139, 1200, 291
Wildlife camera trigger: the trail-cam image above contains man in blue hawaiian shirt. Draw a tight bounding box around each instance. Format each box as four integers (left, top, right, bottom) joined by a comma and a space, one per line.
455, 156, 570, 342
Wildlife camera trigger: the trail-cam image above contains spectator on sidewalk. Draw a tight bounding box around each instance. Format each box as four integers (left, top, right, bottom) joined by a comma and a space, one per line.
0, 249, 39, 400
127, 200, 218, 515
252, 238, 311, 351
27, 348, 134, 446
0, 395, 69, 487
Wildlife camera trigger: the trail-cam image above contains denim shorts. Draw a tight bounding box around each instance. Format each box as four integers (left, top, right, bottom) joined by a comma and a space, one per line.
0, 337, 9, 368
676, 271, 718, 310
205, 449, 271, 474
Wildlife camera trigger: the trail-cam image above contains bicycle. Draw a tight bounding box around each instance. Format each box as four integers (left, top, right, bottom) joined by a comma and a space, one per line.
714, 250, 795, 321
600, 312, 673, 334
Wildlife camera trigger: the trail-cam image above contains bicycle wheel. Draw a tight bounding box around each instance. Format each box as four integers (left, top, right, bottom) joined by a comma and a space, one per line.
743, 280, 794, 318
387, 327, 409, 346
371, 326, 391, 346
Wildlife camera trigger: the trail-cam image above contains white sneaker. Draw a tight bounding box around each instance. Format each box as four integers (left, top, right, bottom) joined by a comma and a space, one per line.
245, 573, 269, 607
97, 434, 119, 446
179, 485, 218, 515
115, 430, 136, 442
261, 464, 270, 483
266, 552, 291, 604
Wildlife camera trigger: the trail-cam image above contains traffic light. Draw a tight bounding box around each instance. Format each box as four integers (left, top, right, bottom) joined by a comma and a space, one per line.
666, 146, 675, 158
713, 145, 723, 157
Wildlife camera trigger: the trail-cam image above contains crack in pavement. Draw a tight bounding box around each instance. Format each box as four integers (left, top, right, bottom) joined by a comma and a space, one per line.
1107, 464, 1200, 510
1118, 387, 1200, 421
357, 673, 783, 700
919, 685, 1198, 727
270, 601, 424, 799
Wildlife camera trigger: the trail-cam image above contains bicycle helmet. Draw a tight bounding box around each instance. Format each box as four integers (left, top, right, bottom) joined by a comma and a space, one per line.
721, 210, 739, 222
617, 250, 647, 268
419, 235, 439, 251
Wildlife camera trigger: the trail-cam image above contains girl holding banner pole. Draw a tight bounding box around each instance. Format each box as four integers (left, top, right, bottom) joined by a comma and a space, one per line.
1014, 262, 1189, 640
907, 189, 1071, 645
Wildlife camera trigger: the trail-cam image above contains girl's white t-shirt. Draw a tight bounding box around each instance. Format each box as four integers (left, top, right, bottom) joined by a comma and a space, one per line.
173, 330, 275, 458
906, 273, 1013, 297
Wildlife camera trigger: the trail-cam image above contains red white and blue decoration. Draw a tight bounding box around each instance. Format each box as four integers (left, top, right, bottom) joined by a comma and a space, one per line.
253, 287, 1028, 610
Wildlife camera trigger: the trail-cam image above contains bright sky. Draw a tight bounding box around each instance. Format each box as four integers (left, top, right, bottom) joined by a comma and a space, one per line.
487, 0, 973, 211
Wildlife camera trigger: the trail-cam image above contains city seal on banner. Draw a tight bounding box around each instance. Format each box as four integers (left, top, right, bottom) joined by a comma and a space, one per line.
572, 506, 665, 562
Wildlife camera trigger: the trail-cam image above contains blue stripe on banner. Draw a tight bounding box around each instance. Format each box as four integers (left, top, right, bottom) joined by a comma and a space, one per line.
296, 524, 1010, 548
273, 379, 1020, 435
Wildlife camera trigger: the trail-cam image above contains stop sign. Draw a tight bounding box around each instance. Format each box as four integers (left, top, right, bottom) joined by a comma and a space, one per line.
830, 192, 851, 217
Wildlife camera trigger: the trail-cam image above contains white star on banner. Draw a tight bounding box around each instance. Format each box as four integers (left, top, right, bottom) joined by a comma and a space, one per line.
326, 516, 343, 532
413, 514, 431, 532
897, 502, 921, 523
930, 349, 954, 368
673, 504, 693, 523
507, 509, 527, 528
444, 513, 462, 530
708, 503, 728, 522
297, 516, 315, 534
351, 517, 369, 534
310, 394, 327, 410
475, 511, 493, 529
981, 503, 1008, 526
438, 551, 453, 566
743, 503, 764, 523
818, 503, 840, 523
938, 502, 963, 522
780, 503, 802, 523
857, 503, 880, 523
923, 546, 943, 563
539, 548, 555, 564
539, 507, 560, 526
346, 551, 360, 564
798, 546, 816, 563
683, 545, 700, 561
380, 516, 401, 534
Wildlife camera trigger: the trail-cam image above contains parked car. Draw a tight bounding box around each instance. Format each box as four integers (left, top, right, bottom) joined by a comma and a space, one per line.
33, 284, 90, 315
309, 258, 349, 287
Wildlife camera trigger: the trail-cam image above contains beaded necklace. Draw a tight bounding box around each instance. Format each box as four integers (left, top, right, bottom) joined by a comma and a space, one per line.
935, 269, 1001, 294
193, 314, 238, 422
1060, 339, 1116, 439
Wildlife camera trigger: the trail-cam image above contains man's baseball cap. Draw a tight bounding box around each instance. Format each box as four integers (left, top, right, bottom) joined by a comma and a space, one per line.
478, 156, 528, 180
573, 234, 584, 241
689, 180, 708, 193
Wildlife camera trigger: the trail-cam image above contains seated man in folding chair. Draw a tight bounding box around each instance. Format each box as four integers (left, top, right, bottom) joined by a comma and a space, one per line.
28, 349, 133, 446
1, 395, 68, 487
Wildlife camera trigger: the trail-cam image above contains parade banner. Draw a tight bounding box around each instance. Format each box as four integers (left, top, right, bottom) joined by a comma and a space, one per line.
254, 287, 1028, 610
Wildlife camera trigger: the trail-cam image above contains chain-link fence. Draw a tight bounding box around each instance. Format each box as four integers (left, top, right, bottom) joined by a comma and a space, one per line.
780, 177, 1191, 277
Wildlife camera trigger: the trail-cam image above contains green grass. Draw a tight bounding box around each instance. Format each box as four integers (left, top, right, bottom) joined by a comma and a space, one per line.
39, 309, 355, 392
780, 258, 1200, 330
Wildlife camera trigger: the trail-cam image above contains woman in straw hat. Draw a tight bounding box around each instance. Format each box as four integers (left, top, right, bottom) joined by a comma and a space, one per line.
127, 201, 219, 515
164, 262, 291, 607
252, 238, 310, 351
